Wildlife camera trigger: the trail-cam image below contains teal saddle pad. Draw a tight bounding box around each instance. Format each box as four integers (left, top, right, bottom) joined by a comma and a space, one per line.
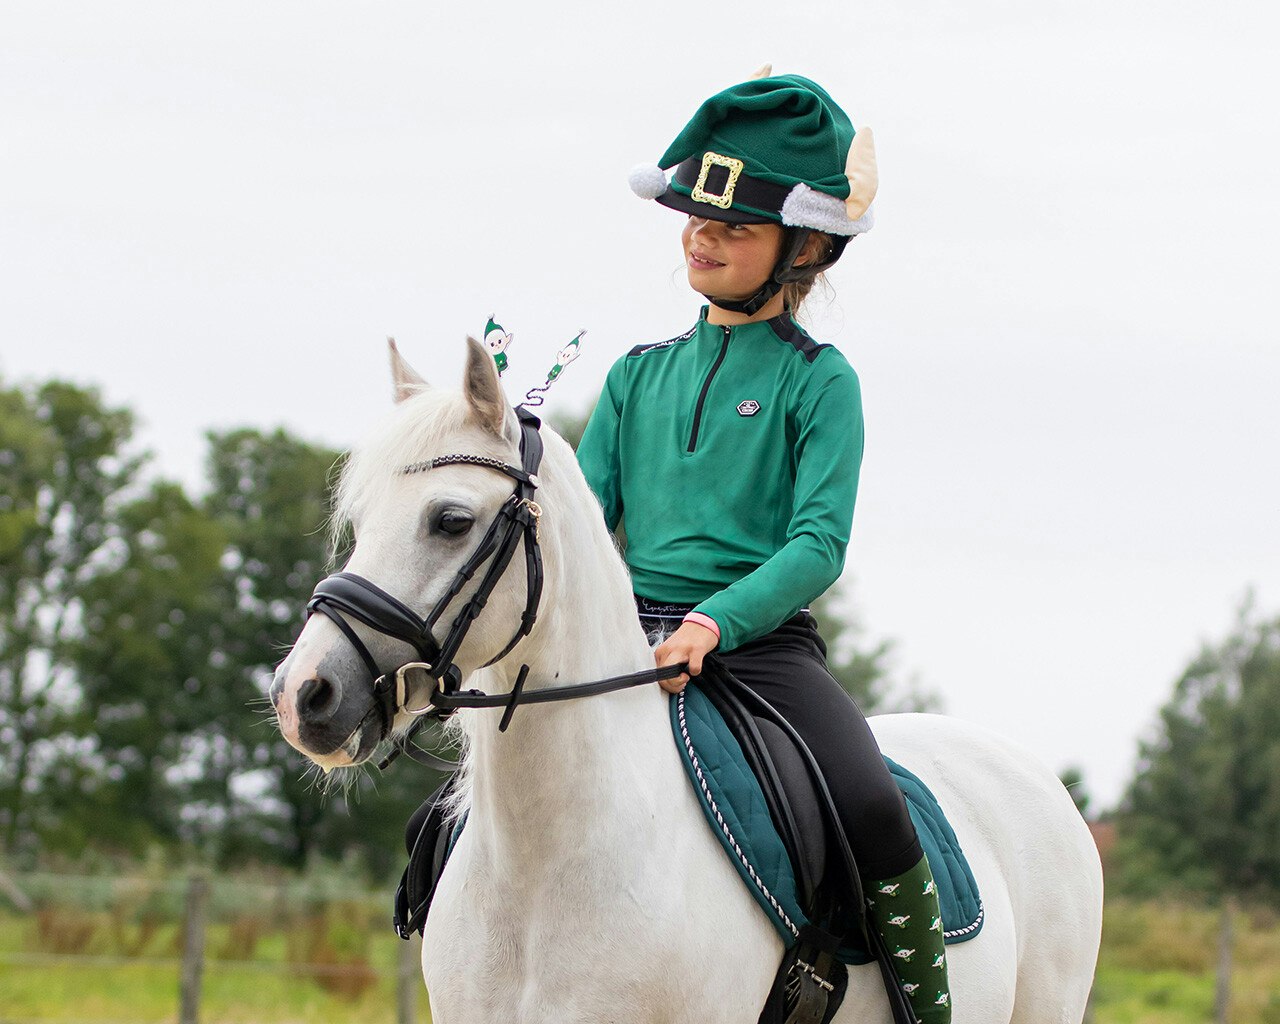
672, 685, 984, 965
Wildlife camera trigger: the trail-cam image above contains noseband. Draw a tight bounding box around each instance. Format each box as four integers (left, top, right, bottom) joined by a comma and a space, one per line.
304, 406, 684, 770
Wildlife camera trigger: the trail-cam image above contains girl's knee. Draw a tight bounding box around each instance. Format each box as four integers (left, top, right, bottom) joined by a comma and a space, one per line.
847, 783, 916, 854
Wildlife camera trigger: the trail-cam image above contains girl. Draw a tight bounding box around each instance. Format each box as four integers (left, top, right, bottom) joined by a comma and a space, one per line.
576, 71, 952, 1023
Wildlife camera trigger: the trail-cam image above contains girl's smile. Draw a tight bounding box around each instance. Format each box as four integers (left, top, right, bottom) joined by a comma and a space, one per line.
687, 249, 725, 270
682, 215, 783, 300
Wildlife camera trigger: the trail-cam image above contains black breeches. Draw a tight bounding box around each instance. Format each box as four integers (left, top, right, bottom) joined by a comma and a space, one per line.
644, 609, 923, 880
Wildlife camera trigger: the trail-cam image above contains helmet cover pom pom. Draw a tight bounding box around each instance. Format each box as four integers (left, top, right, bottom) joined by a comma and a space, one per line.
628, 163, 669, 200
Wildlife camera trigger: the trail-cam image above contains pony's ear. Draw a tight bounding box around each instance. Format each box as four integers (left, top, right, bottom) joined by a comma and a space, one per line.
462, 336, 519, 441
388, 337, 429, 403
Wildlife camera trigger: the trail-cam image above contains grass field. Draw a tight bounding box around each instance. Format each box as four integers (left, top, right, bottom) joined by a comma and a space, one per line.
2, 895, 1279, 1022
0, 915, 422, 1024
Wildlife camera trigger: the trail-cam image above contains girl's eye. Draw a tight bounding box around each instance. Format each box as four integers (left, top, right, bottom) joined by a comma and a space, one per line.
435, 510, 475, 536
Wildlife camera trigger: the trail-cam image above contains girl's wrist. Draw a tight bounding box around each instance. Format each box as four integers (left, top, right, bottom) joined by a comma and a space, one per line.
682, 612, 721, 644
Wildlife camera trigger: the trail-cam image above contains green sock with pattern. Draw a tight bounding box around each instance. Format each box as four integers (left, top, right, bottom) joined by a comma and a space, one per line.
866, 853, 952, 1023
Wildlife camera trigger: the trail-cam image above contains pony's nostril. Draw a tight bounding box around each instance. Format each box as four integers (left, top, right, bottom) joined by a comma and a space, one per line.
297, 675, 340, 725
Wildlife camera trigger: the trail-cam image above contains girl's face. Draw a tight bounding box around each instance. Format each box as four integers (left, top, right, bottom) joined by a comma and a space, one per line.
682, 215, 784, 300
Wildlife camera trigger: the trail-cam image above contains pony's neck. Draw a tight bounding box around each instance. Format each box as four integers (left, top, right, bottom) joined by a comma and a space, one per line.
462, 438, 676, 867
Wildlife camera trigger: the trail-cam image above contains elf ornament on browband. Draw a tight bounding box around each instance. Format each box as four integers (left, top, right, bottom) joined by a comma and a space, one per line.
484, 316, 515, 376
628, 65, 878, 315
522, 329, 585, 407
481, 317, 585, 406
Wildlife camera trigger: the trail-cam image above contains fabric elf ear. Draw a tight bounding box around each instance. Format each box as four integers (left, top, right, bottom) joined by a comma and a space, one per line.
750, 63, 773, 80
844, 127, 878, 222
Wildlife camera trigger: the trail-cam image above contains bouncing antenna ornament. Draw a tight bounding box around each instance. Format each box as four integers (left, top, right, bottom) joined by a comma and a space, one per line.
523, 330, 586, 408
484, 316, 515, 376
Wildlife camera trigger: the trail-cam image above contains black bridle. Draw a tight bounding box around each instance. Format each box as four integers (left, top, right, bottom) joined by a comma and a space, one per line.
304, 406, 684, 770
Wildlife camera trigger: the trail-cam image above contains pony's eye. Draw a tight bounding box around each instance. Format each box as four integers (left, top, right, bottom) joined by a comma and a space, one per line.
435, 510, 475, 536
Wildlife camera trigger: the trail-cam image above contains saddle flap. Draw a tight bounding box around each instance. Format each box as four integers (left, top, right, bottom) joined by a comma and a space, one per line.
752, 716, 827, 911
696, 678, 825, 910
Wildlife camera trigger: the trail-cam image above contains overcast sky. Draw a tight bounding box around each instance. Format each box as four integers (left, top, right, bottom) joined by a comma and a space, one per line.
3, 1, 1277, 810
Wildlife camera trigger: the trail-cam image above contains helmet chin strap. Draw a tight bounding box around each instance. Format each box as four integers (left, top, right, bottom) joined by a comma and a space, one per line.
704, 228, 854, 317
703, 228, 810, 316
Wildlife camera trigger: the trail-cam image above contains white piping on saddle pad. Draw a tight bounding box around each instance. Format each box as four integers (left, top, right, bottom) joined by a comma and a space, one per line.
944, 905, 984, 940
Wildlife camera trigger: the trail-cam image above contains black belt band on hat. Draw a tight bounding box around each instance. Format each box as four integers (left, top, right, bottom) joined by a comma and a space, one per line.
672, 157, 792, 218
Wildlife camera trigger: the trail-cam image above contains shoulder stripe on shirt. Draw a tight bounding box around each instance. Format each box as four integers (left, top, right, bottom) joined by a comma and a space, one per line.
767, 317, 829, 364
629, 325, 698, 357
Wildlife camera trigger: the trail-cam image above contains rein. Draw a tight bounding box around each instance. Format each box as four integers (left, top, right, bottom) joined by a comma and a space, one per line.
304, 406, 685, 770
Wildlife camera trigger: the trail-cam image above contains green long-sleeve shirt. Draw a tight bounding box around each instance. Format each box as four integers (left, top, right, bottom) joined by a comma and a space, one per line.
576, 307, 864, 652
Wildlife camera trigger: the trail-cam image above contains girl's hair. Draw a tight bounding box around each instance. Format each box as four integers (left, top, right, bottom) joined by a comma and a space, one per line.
782, 232, 836, 314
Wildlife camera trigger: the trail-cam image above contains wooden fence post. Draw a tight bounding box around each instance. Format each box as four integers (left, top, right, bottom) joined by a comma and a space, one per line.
1214, 893, 1235, 1024
179, 872, 210, 1024
397, 932, 420, 1024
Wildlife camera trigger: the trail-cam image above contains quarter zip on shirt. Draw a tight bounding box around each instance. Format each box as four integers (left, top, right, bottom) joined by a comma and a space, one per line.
687, 325, 731, 453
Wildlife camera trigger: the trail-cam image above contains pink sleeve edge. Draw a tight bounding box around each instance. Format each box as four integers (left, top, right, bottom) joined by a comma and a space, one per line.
682, 612, 721, 642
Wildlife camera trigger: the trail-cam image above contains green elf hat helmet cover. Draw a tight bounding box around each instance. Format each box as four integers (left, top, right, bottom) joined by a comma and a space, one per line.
629, 65, 878, 315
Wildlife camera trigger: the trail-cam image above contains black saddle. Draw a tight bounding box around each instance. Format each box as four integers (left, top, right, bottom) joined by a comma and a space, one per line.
698, 658, 924, 1024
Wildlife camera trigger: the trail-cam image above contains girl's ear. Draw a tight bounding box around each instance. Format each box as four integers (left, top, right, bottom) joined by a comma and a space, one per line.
795, 232, 832, 270
388, 338, 429, 403
462, 337, 521, 442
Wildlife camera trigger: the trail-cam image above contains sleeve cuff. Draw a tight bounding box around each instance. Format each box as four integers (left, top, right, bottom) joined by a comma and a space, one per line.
682, 612, 721, 643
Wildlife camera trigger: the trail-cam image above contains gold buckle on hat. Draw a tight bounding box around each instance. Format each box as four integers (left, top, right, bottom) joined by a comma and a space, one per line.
691, 152, 744, 210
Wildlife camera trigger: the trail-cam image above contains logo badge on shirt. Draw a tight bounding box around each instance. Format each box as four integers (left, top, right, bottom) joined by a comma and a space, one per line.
736, 400, 761, 417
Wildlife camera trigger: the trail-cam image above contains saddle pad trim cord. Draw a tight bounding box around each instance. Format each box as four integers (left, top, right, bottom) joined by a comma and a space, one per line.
677, 693, 801, 941
672, 687, 984, 964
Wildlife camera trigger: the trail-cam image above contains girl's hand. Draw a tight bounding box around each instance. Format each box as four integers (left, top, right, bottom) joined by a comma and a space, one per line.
654, 621, 720, 694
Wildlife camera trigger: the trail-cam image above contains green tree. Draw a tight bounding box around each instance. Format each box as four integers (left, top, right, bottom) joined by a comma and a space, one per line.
66, 481, 229, 856
1114, 598, 1280, 900
198, 427, 345, 865
1058, 765, 1092, 819
201, 427, 442, 874
0, 379, 142, 857
1112, 597, 1280, 1019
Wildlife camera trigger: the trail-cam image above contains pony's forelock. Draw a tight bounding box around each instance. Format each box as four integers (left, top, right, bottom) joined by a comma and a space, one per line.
329, 389, 512, 550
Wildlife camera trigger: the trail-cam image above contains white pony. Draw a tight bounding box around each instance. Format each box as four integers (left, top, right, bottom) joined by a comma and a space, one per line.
272, 339, 1103, 1024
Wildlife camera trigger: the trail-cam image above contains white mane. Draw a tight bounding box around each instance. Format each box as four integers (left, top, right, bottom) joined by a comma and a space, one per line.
331, 387, 510, 536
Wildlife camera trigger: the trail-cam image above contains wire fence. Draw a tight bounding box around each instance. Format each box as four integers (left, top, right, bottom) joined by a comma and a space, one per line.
0, 869, 424, 1024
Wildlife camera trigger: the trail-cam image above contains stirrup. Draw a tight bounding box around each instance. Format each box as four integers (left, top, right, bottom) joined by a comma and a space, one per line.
761, 926, 848, 1024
